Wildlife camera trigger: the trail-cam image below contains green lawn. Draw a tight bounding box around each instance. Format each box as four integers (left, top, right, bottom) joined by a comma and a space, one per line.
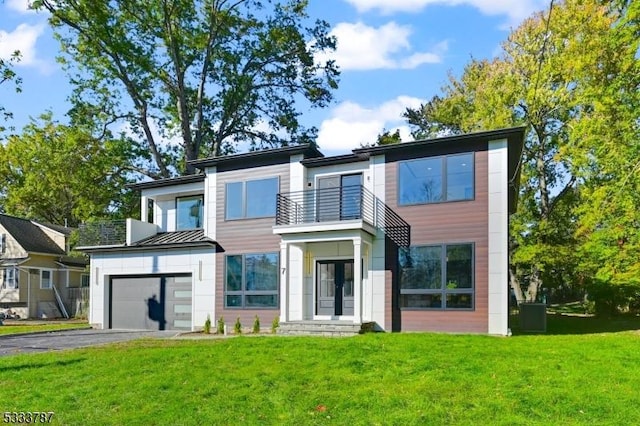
1, 318, 640, 425
0, 322, 90, 336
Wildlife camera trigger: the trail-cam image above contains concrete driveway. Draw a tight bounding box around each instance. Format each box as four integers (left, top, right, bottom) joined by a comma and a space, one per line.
0, 329, 179, 357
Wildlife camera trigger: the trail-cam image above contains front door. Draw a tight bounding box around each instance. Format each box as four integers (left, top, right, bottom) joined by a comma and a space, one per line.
316, 260, 354, 316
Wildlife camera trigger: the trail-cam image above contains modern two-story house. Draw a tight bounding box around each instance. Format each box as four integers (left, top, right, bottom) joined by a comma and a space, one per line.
79, 127, 525, 335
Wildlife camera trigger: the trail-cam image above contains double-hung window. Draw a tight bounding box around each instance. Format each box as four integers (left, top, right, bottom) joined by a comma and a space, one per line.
2, 267, 18, 289
176, 195, 204, 230
41, 269, 53, 290
398, 153, 474, 205
225, 253, 279, 308
225, 177, 279, 220
399, 244, 474, 309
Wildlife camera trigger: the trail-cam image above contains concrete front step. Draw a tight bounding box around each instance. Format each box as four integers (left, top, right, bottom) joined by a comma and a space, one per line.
277, 321, 376, 336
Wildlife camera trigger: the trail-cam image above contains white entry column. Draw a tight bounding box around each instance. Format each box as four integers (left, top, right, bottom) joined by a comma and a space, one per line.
353, 237, 362, 324
279, 241, 289, 323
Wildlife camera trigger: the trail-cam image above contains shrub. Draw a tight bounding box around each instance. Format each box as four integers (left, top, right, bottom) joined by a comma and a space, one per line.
234, 317, 242, 334
252, 315, 260, 334
203, 315, 211, 334
587, 280, 640, 316
271, 315, 280, 334
217, 316, 225, 334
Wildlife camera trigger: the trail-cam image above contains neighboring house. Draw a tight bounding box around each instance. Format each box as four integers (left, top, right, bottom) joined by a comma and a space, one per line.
79, 127, 525, 335
0, 214, 89, 319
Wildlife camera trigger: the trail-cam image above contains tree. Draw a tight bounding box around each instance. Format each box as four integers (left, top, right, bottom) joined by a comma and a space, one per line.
33, 0, 339, 177
404, 0, 636, 305
0, 114, 136, 226
570, 1, 640, 313
0, 45, 21, 134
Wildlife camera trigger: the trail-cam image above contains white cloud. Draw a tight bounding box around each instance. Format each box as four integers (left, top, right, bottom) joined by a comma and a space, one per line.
317, 96, 424, 152
344, 0, 546, 27
317, 21, 447, 71
6, 0, 37, 14
0, 23, 52, 73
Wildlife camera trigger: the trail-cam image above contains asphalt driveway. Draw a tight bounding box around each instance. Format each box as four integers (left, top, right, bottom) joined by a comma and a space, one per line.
0, 329, 179, 357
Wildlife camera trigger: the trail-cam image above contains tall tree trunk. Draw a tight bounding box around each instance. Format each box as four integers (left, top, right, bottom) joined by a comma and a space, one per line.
509, 265, 526, 304
526, 266, 542, 302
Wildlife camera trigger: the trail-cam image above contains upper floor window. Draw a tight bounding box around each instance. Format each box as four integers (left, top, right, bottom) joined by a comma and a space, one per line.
226, 177, 279, 220
399, 243, 474, 310
398, 153, 474, 205
41, 269, 53, 290
176, 195, 204, 230
147, 199, 155, 224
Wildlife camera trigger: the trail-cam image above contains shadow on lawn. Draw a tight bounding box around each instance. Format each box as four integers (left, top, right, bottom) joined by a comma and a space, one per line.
510, 313, 640, 336
0, 358, 86, 373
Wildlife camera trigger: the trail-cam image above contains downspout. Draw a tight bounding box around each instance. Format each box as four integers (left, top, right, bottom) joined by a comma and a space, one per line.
27, 270, 31, 318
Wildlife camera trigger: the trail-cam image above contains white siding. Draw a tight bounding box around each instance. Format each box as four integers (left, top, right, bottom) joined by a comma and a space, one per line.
89, 248, 216, 331
487, 139, 509, 335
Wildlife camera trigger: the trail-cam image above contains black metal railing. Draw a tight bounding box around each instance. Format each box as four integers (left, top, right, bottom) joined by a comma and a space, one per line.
77, 220, 127, 246
276, 185, 410, 248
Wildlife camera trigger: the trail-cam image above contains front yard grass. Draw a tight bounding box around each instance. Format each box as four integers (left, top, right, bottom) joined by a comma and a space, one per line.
1, 325, 640, 425
0, 321, 89, 336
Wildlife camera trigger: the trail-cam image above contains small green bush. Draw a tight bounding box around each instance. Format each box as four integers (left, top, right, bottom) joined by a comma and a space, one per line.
234, 317, 242, 334
217, 316, 225, 334
271, 315, 280, 334
252, 315, 260, 334
203, 314, 211, 334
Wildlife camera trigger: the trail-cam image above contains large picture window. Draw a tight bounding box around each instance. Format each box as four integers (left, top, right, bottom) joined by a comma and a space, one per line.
398, 153, 473, 205
225, 253, 279, 308
399, 244, 474, 309
176, 195, 204, 230
225, 177, 279, 220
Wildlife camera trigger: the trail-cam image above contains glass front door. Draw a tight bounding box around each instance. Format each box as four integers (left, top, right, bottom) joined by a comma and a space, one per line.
316, 260, 354, 316
316, 174, 362, 222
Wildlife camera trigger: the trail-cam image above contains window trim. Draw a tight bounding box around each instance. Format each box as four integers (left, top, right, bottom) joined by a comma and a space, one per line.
175, 194, 204, 230
399, 243, 475, 311
40, 269, 53, 290
224, 252, 280, 309
3, 267, 18, 289
224, 176, 280, 220
397, 152, 475, 206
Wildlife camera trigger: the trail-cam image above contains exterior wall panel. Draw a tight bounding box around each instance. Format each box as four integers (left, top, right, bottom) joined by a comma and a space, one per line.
385, 150, 490, 333
215, 163, 290, 328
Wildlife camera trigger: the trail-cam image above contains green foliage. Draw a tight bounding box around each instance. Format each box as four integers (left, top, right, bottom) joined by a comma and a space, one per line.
234, 317, 242, 335
271, 315, 280, 334
586, 280, 640, 317
203, 315, 211, 334
33, 0, 340, 176
0, 114, 136, 226
376, 129, 402, 145
403, 0, 640, 307
216, 316, 225, 335
252, 315, 260, 334
0, 47, 22, 135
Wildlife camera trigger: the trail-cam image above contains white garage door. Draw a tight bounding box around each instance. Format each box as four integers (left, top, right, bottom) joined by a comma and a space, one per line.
110, 275, 192, 330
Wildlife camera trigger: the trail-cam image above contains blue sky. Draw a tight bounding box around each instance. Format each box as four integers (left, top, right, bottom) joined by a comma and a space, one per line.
0, 0, 547, 156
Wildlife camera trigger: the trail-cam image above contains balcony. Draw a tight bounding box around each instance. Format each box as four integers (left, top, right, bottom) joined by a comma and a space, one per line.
275, 185, 410, 248
77, 220, 127, 247
77, 219, 158, 248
